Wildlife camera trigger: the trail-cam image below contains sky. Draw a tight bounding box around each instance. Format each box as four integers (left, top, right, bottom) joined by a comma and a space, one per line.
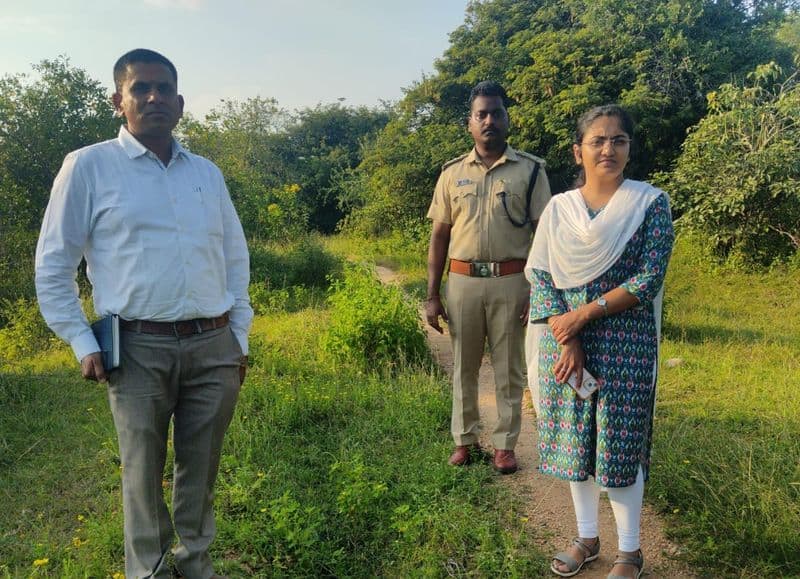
0, 0, 470, 118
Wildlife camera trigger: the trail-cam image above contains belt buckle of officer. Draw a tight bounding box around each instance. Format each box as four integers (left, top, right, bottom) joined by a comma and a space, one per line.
469, 261, 499, 278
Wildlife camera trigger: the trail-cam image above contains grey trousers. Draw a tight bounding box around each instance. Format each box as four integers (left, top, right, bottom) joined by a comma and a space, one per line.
446, 272, 528, 450
107, 325, 242, 579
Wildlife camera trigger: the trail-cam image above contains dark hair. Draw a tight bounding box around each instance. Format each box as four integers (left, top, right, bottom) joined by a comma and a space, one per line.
573, 104, 635, 187
468, 80, 509, 109
113, 49, 178, 91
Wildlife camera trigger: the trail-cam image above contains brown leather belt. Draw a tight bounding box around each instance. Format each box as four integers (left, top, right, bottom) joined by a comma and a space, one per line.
449, 259, 526, 278
120, 313, 229, 337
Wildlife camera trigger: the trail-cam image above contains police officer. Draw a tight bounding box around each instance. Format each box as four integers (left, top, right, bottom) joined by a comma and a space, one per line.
426, 80, 551, 474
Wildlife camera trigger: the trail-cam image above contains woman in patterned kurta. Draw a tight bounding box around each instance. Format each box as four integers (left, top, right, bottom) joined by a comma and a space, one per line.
530, 195, 672, 486
526, 106, 674, 579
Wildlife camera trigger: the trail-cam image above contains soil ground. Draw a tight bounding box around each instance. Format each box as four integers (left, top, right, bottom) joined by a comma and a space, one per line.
376, 266, 695, 579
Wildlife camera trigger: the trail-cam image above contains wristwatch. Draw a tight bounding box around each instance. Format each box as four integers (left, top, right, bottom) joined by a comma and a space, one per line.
597, 297, 609, 316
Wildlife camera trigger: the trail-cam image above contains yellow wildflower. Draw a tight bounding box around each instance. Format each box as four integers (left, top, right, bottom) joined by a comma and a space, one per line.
33, 558, 49, 567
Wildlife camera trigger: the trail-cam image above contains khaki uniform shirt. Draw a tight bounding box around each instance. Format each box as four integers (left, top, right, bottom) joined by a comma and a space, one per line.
427, 145, 551, 262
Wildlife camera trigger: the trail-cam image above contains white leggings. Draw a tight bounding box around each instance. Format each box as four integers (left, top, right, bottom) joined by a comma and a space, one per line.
569, 467, 644, 552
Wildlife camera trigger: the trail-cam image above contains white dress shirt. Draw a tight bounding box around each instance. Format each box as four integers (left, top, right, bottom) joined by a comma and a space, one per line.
35, 126, 253, 362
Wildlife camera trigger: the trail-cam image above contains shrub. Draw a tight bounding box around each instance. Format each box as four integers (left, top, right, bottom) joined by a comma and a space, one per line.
666, 63, 800, 267
0, 298, 57, 362
322, 264, 428, 370
249, 235, 342, 289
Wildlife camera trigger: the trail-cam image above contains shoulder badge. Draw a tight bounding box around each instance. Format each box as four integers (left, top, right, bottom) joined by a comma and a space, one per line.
516, 150, 546, 166
441, 153, 468, 172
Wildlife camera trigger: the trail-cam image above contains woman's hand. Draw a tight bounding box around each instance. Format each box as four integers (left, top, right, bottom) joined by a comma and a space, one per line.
553, 337, 585, 386
549, 308, 590, 345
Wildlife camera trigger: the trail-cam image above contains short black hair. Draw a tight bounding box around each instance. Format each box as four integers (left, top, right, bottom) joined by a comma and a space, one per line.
113, 49, 178, 91
468, 80, 509, 109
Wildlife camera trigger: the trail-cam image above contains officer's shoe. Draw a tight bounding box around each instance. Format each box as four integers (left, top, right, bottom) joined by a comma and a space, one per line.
448, 444, 484, 466
493, 449, 518, 474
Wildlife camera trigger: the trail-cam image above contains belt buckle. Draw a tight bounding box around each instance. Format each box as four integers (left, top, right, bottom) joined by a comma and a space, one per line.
470, 261, 498, 278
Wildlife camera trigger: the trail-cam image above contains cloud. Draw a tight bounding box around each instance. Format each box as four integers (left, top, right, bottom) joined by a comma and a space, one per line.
143, 0, 204, 9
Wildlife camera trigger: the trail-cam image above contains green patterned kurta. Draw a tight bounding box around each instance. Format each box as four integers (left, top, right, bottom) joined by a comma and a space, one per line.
528, 193, 674, 487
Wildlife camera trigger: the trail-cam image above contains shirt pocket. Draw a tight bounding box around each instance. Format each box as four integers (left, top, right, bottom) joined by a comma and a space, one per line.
200, 188, 224, 239
451, 184, 478, 221
492, 179, 527, 222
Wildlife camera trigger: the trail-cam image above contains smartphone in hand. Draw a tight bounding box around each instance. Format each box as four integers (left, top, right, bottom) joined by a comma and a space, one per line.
567, 368, 599, 399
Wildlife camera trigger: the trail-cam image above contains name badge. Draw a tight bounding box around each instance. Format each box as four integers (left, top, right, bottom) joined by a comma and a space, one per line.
456, 179, 472, 187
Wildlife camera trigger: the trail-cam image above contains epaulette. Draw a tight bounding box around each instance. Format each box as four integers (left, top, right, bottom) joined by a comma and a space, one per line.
441, 153, 469, 172
515, 150, 546, 166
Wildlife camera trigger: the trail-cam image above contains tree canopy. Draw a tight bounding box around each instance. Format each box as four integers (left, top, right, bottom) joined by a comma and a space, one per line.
0, 56, 119, 303
342, 0, 798, 237
667, 62, 800, 265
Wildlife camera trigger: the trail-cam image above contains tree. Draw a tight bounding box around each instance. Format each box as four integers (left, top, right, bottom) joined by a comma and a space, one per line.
181, 99, 390, 237
666, 62, 800, 265
0, 57, 118, 303
342, 0, 795, 234
270, 104, 392, 233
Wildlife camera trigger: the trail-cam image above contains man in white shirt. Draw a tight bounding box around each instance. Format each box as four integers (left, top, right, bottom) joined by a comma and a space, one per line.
35, 48, 252, 579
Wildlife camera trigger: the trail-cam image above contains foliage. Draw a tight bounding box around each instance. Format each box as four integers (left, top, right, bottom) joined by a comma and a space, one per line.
666, 62, 800, 265
273, 103, 392, 233
248, 235, 342, 289
651, 233, 800, 576
181, 99, 390, 237
343, 0, 795, 233
0, 298, 58, 362
0, 57, 119, 303
247, 236, 341, 315
0, 309, 548, 576
322, 264, 428, 370
338, 120, 469, 236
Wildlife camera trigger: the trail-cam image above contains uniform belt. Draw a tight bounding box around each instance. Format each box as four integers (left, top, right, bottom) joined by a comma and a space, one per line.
449, 259, 526, 278
120, 313, 230, 337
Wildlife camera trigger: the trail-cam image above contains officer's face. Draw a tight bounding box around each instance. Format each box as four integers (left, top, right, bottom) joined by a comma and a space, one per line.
468, 95, 508, 151
113, 62, 184, 141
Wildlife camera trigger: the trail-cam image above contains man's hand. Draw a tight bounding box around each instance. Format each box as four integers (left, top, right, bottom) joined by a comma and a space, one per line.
425, 296, 448, 334
81, 352, 107, 383
519, 300, 530, 326
239, 355, 248, 385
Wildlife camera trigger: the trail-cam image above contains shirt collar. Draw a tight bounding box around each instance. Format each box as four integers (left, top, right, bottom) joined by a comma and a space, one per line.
466, 144, 518, 166
117, 125, 187, 163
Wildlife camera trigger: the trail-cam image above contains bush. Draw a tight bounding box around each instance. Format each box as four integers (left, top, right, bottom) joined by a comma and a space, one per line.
0, 298, 57, 363
666, 63, 800, 267
249, 235, 342, 290
322, 264, 428, 370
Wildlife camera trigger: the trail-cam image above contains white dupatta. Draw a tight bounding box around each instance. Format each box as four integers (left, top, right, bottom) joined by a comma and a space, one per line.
524, 180, 666, 415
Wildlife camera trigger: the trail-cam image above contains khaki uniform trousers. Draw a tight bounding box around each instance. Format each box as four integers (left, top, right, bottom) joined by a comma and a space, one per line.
445, 271, 528, 450
107, 325, 242, 579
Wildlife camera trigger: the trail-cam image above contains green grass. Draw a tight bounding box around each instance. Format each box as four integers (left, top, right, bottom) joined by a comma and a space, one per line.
650, 236, 800, 577
3, 233, 798, 577
330, 231, 800, 577
324, 232, 428, 298
0, 301, 548, 577
0, 352, 124, 577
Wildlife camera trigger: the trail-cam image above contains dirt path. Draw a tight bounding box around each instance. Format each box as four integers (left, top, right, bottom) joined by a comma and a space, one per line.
376, 266, 694, 578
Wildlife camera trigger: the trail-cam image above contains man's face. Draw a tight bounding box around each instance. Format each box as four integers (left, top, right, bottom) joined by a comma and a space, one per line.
112, 62, 184, 140
468, 95, 509, 150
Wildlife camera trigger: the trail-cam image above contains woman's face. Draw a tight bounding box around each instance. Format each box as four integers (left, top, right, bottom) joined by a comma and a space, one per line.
573, 115, 630, 186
